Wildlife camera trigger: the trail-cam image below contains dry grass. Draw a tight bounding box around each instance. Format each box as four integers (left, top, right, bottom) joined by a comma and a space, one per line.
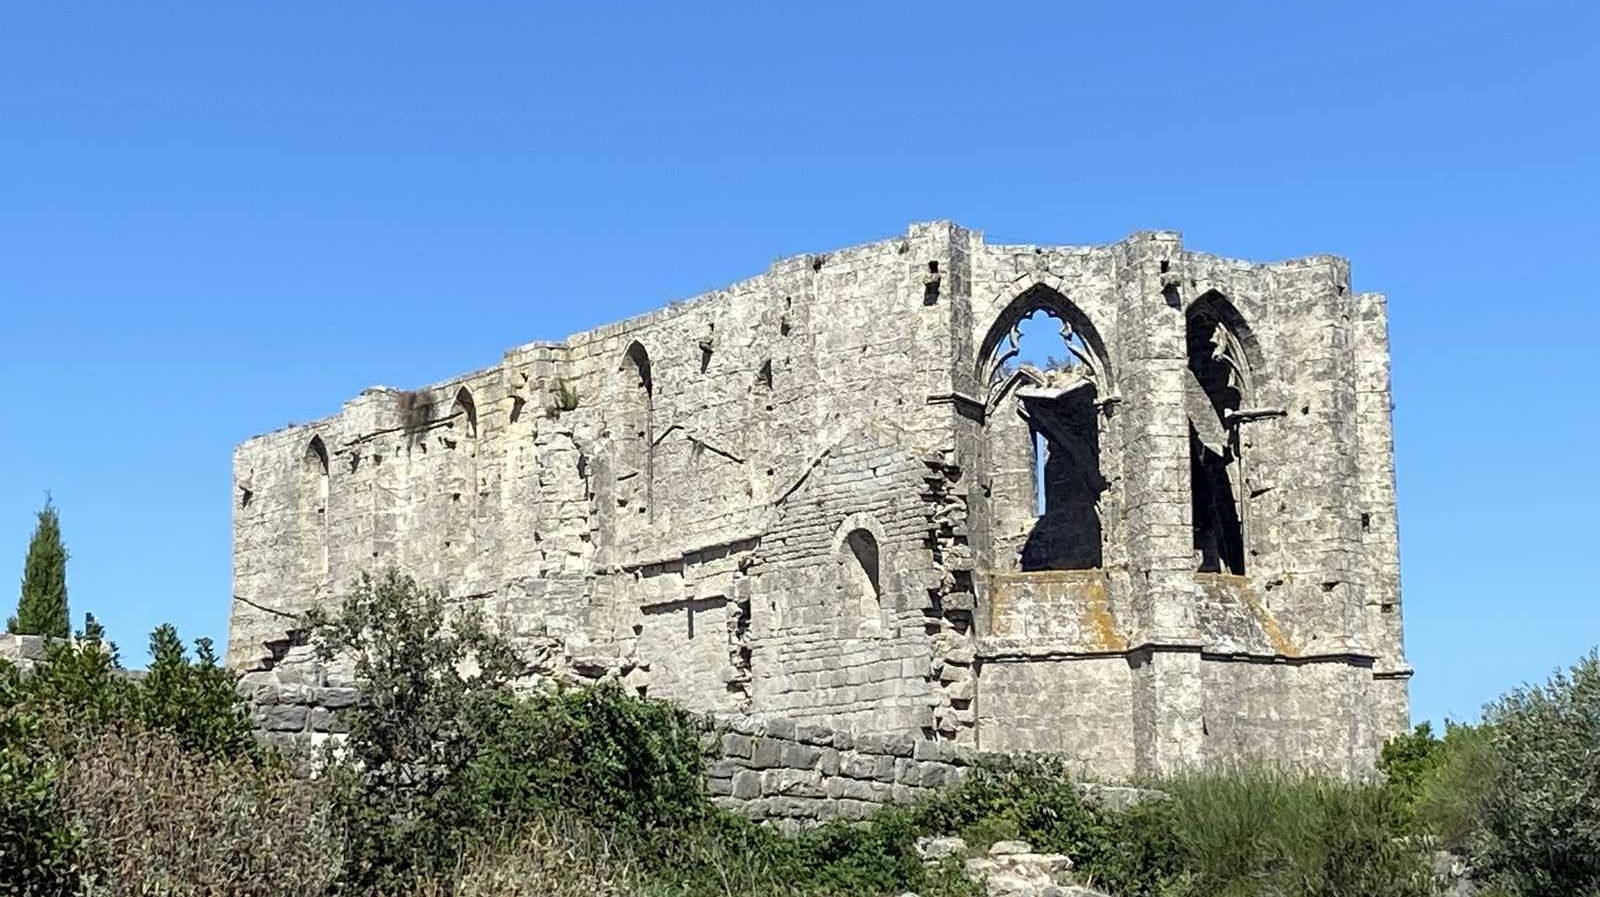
57, 727, 343, 897
413, 818, 645, 897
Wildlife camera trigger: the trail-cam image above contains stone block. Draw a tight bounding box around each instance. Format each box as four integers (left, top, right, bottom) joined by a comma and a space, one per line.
731, 770, 763, 800
764, 717, 798, 740
308, 707, 349, 734
721, 732, 755, 759
750, 738, 786, 770
780, 742, 822, 770
796, 724, 834, 746
256, 705, 308, 733
315, 687, 360, 709
818, 747, 841, 776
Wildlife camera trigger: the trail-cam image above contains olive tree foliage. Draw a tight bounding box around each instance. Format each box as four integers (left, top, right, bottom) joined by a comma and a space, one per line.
305, 569, 526, 887
1477, 649, 1600, 897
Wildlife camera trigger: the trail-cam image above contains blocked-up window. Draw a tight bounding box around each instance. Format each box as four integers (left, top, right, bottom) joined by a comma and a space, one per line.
301, 435, 330, 575
614, 341, 654, 519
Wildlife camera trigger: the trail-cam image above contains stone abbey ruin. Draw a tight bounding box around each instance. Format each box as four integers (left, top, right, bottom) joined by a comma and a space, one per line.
230, 222, 1410, 781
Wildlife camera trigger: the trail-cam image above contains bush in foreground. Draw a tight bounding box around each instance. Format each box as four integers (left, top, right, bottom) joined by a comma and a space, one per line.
59, 727, 341, 897
1476, 649, 1600, 897
42, 567, 1600, 896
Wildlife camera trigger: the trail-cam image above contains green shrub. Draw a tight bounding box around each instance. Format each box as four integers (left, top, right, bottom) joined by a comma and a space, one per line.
1382, 721, 1497, 853
1, 618, 266, 895
310, 569, 727, 888
462, 682, 714, 837
136, 624, 256, 759
0, 663, 80, 896
1381, 721, 1445, 804
308, 569, 529, 886
16, 618, 135, 730
1150, 768, 1437, 897
1477, 649, 1600, 897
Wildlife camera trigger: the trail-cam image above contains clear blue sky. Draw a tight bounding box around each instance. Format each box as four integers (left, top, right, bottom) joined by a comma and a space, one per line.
1, 3, 1594, 726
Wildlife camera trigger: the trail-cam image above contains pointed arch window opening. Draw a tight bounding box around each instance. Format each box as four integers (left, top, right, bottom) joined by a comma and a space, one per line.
841, 528, 883, 623
621, 342, 656, 524
987, 308, 1103, 402
1186, 300, 1256, 575
303, 435, 331, 577
977, 299, 1110, 573
451, 387, 479, 440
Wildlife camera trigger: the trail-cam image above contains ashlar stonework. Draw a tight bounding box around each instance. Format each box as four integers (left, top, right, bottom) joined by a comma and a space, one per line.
229, 222, 1411, 779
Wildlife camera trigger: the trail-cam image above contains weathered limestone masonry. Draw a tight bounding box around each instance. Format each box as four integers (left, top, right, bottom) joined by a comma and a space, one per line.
0, 633, 53, 670
230, 222, 1410, 779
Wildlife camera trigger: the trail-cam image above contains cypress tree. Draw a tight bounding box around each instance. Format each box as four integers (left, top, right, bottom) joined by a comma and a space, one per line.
9, 499, 69, 638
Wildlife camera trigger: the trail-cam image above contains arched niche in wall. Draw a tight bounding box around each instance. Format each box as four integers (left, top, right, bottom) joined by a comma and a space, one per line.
615, 340, 655, 525
974, 285, 1114, 573
301, 434, 331, 576
450, 386, 478, 441
1184, 291, 1264, 575
441, 386, 481, 564
833, 513, 888, 636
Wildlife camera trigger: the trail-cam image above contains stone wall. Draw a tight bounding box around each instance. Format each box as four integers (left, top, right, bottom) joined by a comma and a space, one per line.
0, 633, 52, 670
241, 678, 972, 824
708, 715, 969, 824
246, 680, 357, 747
230, 221, 1411, 781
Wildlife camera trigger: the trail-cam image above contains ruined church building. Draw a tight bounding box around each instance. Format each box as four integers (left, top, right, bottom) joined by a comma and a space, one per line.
230, 222, 1410, 778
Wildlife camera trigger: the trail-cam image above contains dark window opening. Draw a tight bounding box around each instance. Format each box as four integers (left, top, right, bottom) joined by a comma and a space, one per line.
1190, 426, 1245, 574
1185, 297, 1254, 574
985, 305, 1107, 572
841, 528, 882, 619
452, 387, 478, 438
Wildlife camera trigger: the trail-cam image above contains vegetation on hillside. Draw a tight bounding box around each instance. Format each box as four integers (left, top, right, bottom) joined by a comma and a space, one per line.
3, 563, 1599, 895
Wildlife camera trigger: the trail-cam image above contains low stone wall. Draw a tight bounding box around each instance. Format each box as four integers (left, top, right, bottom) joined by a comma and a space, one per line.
0, 633, 53, 669
241, 680, 1162, 826
707, 715, 971, 824
242, 679, 972, 822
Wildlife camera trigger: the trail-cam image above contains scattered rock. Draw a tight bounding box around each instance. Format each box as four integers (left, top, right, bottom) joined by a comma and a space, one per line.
964, 840, 1077, 897
915, 834, 968, 861
1432, 849, 1479, 896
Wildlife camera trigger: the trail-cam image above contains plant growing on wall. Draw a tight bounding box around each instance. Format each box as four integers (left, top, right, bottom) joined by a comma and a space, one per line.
9, 499, 69, 639
396, 390, 431, 447
547, 378, 580, 416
